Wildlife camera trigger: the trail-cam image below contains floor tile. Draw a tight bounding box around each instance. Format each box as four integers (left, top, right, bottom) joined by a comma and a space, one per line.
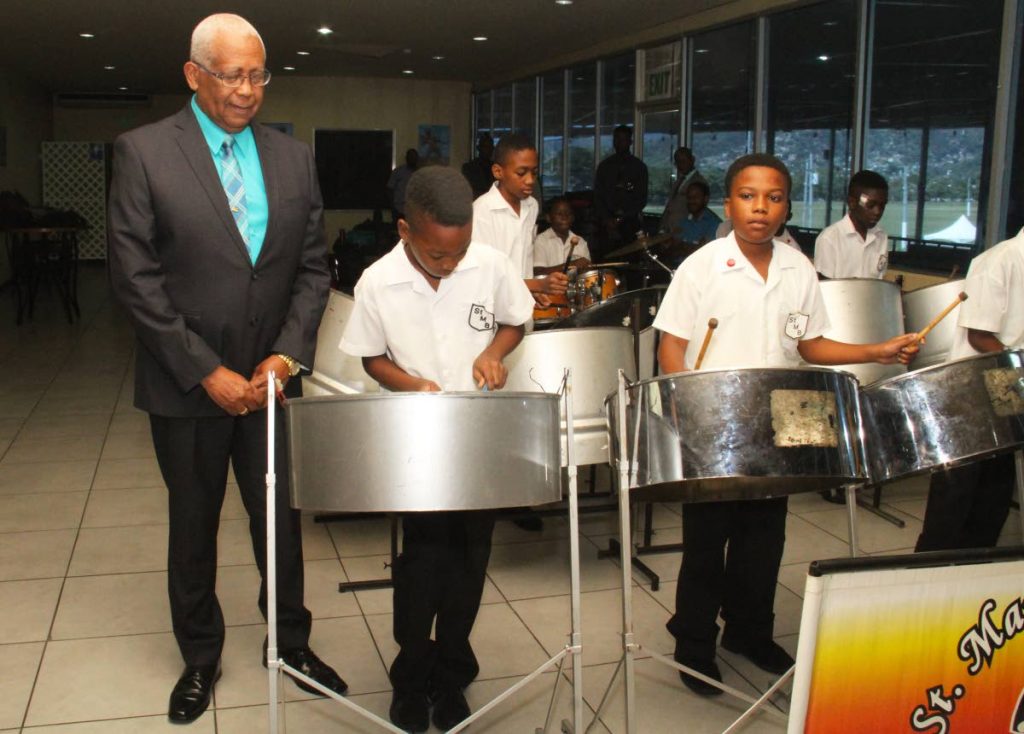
0, 577, 62, 643
52, 571, 170, 639
100, 431, 157, 460
215, 695, 394, 734
91, 457, 166, 490
21, 714, 216, 733
106, 411, 150, 436
69, 524, 168, 576
26, 633, 183, 726
0, 460, 96, 495
798, 505, 923, 554
82, 487, 167, 527
34, 392, 118, 416
326, 515, 396, 558
0, 492, 87, 532
16, 413, 112, 441
0, 418, 22, 441
0, 529, 77, 580
0, 641, 45, 729
340, 555, 393, 615
487, 536, 624, 600
779, 515, 853, 565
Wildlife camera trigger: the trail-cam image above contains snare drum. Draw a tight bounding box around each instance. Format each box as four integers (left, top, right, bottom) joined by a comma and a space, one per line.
532, 291, 573, 325
575, 269, 620, 311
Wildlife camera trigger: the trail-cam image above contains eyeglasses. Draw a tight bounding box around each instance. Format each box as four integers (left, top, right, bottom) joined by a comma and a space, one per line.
192, 61, 271, 88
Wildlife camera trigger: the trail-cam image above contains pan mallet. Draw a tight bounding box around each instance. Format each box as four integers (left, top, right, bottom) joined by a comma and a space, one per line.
693, 318, 718, 370
914, 292, 967, 345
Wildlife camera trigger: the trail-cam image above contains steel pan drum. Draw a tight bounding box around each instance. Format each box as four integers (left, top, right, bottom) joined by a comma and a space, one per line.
607, 368, 867, 503
286, 392, 561, 512
818, 278, 906, 385
902, 278, 966, 369
859, 350, 1024, 485
505, 326, 635, 466
559, 286, 666, 330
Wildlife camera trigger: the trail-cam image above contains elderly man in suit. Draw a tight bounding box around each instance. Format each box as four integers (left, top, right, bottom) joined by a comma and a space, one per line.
107, 13, 346, 724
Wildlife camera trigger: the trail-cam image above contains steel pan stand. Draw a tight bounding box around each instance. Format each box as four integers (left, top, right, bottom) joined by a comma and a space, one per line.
266, 372, 586, 734
587, 371, 790, 733
264, 373, 405, 734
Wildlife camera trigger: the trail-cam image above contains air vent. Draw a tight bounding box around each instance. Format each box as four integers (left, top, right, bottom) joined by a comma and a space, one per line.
54, 92, 152, 108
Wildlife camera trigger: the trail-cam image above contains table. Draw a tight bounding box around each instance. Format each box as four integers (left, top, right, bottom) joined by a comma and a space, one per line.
3, 226, 82, 324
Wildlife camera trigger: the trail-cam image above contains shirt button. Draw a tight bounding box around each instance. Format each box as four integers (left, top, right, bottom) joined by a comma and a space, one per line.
251, 272, 259, 280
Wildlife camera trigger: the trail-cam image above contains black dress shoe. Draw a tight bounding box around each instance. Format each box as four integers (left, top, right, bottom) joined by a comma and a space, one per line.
168, 662, 221, 724
389, 690, 429, 733
721, 635, 794, 675
431, 687, 471, 730
676, 657, 723, 697
265, 647, 348, 697
512, 515, 544, 532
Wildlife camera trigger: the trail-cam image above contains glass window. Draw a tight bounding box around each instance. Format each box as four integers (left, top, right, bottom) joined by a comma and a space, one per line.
474, 92, 492, 139
513, 79, 537, 143
767, 0, 857, 231
865, 0, 1002, 252
690, 21, 757, 213
1008, 64, 1024, 239
568, 62, 597, 193
598, 53, 636, 159
640, 41, 682, 105
541, 71, 565, 196
492, 85, 513, 142
641, 108, 681, 215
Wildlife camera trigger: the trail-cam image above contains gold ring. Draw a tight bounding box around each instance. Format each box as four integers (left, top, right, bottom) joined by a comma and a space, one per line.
239, 407, 249, 416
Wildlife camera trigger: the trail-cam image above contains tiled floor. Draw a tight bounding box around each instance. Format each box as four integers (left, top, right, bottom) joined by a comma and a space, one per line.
1, 266, 1021, 733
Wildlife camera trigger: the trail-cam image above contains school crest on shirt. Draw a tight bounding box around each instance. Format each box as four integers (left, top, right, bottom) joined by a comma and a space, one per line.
468, 304, 495, 332
785, 312, 809, 339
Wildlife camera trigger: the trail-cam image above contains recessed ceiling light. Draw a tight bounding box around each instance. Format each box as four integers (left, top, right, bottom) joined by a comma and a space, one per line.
432, 55, 445, 61
283, 66, 296, 71
823, 20, 839, 26
402, 69, 414, 75
104, 65, 116, 70
555, 0, 573, 4
817, 54, 829, 61
317, 26, 333, 35
473, 36, 487, 42
79, 32, 95, 38
297, 50, 310, 56
403, 48, 412, 54
695, 48, 709, 54
118, 86, 127, 91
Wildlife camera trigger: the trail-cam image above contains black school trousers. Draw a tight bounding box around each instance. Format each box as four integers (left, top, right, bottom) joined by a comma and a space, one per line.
389, 510, 495, 694
916, 452, 1015, 552
151, 412, 312, 667
667, 497, 788, 662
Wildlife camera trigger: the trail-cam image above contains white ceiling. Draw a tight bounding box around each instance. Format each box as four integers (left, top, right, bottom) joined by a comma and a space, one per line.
1, 0, 732, 94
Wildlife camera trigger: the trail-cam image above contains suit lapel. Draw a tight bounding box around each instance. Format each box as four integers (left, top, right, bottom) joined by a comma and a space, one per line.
252, 123, 278, 267
173, 106, 252, 265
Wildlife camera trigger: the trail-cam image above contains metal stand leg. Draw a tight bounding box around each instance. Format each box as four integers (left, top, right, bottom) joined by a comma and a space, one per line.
862, 484, 906, 528
845, 484, 860, 558
337, 515, 398, 593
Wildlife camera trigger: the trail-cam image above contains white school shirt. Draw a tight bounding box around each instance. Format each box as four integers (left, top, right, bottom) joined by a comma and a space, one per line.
533, 228, 591, 269
653, 234, 830, 370
472, 182, 539, 279
948, 228, 1024, 360
814, 214, 889, 279
339, 241, 535, 392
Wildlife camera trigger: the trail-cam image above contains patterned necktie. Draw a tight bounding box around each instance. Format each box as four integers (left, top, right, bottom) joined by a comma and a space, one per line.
219, 136, 252, 259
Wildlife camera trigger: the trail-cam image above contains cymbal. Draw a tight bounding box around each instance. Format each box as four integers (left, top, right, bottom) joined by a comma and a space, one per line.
604, 233, 673, 258
587, 261, 629, 268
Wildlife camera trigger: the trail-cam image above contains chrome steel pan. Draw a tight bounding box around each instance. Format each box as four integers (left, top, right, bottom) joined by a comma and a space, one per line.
559, 286, 666, 330
303, 289, 380, 395
902, 278, 966, 369
504, 326, 635, 466
818, 278, 906, 385
286, 392, 561, 512
607, 367, 867, 503
859, 350, 1024, 484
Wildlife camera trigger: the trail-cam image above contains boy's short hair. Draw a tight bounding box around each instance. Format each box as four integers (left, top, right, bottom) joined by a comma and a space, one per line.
724, 154, 792, 197
848, 170, 888, 196
493, 133, 536, 165
546, 196, 571, 214
404, 167, 473, 227
685, 180, 711, 198
614, 124, 632, 137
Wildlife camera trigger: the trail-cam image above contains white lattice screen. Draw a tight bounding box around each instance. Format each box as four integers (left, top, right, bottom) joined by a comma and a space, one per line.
42, 142, 108, 260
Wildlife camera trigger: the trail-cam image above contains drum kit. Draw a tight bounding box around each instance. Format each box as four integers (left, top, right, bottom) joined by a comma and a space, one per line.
269, 266, 1024, 732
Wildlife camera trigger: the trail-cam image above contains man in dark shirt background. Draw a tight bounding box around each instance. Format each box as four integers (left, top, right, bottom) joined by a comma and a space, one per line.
593, 125, 648, 258
461, 133, 496, 199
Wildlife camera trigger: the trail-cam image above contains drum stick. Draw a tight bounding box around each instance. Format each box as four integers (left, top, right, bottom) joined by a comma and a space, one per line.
948, 264, 960, 280
915, 292, 967, 344
562, 236, 580, 273
693, 318, 718, 370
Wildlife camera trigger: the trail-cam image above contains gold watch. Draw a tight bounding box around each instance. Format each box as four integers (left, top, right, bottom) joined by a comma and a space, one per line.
276, 353, 301, 377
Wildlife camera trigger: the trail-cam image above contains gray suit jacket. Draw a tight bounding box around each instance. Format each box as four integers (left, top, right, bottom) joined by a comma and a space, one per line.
108, 105, 329, 417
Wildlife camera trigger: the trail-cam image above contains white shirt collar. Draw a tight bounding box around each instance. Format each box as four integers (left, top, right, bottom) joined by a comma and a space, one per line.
714, 232, 798, 274
840, 213, 883, 243
379, 240, 482, 288
481, 181, 535, 218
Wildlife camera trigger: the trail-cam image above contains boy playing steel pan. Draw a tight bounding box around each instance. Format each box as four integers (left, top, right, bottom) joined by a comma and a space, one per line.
341, 166, 534, 731
654, 153, 918, 696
